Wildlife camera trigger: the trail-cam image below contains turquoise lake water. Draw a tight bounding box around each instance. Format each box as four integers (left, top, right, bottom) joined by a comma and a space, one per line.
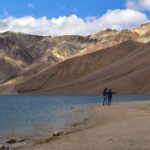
0, 95, 150, 141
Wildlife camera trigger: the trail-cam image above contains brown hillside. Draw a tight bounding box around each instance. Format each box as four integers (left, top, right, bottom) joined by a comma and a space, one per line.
15, 40, 143, 94
1, 22, 150, 95
36, 41, 150, 95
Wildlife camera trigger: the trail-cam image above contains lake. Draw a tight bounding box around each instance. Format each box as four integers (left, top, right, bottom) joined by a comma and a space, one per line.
0, 95, 150, 141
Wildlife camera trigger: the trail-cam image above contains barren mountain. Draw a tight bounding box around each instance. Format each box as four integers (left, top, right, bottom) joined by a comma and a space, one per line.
15, 40, 149, 95
133, 22, 150, 43
0, 22, 150, 95
0, 32, 95, 83
15, 40, 143, 94
80, 29, 140, 55
133, 22, 150, 35
43, 41, 150, 95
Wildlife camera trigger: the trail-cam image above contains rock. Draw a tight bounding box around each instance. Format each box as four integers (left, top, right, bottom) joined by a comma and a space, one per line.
108, 138, 113, 141
0, 144, 10, 150
6, 139, 16, 144
71, 123, 77, 127
0, 144, 5, 150
84, 118, 89, 121
70, 107, 74, 110
53, 131, 63, 137
17, 138, 25, 143
5, 146, 10, 150
130, 144, 134, 147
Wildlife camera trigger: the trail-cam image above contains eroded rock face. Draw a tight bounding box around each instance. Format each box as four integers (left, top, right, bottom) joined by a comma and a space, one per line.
133, 22, 150, 36
0, 32, 95, 83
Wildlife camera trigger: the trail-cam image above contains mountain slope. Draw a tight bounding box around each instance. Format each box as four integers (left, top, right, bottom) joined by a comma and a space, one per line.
76, 29, 140, 56
14, 40, 143, 94
0, 55, 26, 83
1, 23, 149, 84
33, 41, 150, 95
1, 22, 150, 95
0, 32, 95, 82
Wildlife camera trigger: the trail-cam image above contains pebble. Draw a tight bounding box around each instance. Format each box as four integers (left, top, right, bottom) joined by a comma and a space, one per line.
53, 131, 64, 137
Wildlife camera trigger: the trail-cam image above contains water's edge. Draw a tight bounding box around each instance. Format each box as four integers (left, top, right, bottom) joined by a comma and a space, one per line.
0, 95, 150, 144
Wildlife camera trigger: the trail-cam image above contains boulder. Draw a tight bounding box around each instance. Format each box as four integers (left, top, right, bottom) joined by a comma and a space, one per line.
6, 138, 16, 144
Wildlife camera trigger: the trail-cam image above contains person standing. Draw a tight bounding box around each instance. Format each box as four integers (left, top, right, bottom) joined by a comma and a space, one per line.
103, 88, 108, 106
108, 89, 113, 105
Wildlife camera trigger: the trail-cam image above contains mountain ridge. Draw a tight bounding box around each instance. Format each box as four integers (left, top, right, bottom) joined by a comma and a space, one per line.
0, 22, 150, 94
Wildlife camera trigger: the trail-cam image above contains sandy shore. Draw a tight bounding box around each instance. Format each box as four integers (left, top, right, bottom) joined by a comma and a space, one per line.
15, 100, 150, 150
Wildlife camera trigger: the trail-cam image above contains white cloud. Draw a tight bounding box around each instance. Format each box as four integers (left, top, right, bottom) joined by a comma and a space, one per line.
0, 9, 148, 36
99, 9, 148, 30
126, 0, 150, 11
27, 3, 35, 9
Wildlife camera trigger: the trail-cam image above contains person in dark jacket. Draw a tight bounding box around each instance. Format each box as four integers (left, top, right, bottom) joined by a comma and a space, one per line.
108, 89, 113, 105
103, 88, 108, 106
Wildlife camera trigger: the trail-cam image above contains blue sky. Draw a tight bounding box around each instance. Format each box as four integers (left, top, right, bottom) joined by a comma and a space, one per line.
0, 0, 150, 35
0, 0, 126, 18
